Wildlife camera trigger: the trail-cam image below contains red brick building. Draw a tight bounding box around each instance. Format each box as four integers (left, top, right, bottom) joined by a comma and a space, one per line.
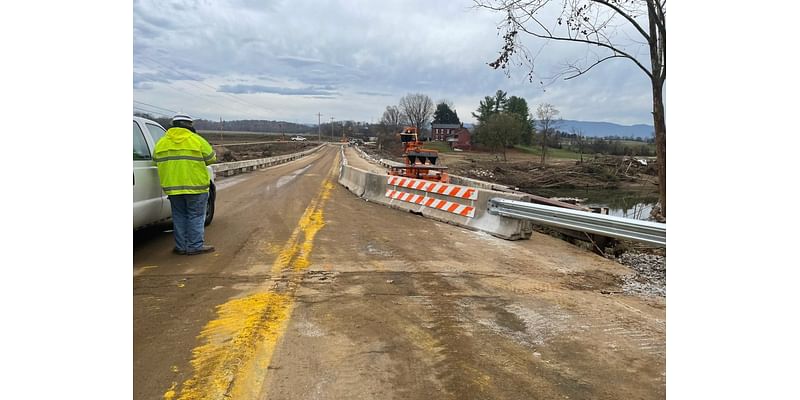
447, 127, 472, 150
431, 123, 461, 141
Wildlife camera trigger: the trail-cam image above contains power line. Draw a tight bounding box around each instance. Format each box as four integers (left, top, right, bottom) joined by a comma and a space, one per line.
137, 76, 246, 119
172, 80, 245, 113
137, 56, 271, 115
137, 71, 261, 119
134, 105, 170, 116
133, 100, 176, 115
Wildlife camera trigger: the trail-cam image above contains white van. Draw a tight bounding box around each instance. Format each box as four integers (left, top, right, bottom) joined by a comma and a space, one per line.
133, 116, 216, 230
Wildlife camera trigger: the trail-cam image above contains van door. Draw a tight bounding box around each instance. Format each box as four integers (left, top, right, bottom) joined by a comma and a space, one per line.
133, 120, 163, 228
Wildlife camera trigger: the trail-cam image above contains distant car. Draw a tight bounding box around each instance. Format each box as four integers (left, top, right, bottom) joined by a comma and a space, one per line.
290, 136, 308, 141
134, 116, 216, 230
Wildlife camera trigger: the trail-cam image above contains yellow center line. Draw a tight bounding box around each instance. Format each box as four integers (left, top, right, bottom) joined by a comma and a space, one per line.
166, 150, 340, 400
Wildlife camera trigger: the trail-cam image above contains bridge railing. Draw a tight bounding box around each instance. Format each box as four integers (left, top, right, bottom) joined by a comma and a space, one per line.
488, 198, 666, 247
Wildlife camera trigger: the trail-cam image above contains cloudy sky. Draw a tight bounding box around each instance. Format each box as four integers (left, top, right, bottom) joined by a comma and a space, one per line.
133, 0, 656, 126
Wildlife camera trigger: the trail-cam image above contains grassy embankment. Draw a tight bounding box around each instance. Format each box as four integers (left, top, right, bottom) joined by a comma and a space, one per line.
419, 141, 453, 153
513, 145, 584, 160
515, 141, 656, 160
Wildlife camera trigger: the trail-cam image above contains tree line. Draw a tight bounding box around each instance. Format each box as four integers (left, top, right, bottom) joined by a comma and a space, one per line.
134, 112, 309, 134
376, 89, 572, 164
374, 90, 655, 161
378, 93, 462, 139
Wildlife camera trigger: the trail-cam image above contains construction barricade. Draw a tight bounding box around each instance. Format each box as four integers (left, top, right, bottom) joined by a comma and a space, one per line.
338, 163, 533, 240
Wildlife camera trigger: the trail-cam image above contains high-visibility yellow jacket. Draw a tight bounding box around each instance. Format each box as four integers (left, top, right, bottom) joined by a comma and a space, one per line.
154, 127, 217, 195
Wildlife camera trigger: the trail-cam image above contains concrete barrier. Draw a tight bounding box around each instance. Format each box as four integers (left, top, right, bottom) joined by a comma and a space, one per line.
343, 147, 597, 239
338, 163, 533, 240
211, 144, 325, 177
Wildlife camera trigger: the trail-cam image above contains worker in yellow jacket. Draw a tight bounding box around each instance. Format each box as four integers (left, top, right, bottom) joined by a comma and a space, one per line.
154, 114, 217, 255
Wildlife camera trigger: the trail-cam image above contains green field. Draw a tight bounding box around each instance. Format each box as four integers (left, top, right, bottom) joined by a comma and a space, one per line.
513, 145, 583, 160
420, 141, 453, 153
616, 140, 656, 150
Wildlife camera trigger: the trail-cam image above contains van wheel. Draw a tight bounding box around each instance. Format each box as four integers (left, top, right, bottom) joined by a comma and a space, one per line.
205, 183, 216, 226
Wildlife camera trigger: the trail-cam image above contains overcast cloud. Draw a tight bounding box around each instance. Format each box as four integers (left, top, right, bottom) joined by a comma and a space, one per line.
133, 0, 656, 125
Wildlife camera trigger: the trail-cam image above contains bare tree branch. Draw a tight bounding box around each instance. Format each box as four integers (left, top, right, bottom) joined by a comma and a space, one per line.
591, 0, 650, 43
510, 17, 653, 79
564, 54, 627, 80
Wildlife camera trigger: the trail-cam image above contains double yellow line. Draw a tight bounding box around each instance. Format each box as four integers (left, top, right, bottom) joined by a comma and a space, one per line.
165, 157, 339, 400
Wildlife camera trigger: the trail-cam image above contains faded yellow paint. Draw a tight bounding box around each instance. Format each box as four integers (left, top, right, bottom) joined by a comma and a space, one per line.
167, 160, 338, 400
176, 292, 293, 400
163, 382, 177, 400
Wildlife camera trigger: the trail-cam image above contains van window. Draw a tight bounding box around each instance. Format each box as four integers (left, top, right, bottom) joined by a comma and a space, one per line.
133, 121, 151, 160
146, 122, 167, 143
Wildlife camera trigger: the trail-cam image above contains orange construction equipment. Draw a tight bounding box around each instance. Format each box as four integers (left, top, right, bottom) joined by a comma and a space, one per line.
388, 126, 449, 182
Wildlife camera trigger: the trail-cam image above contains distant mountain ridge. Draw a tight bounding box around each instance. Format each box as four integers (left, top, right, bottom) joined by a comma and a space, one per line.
556, 120, 654, 139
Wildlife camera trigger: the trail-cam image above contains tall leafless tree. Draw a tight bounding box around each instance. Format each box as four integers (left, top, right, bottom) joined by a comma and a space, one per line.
571, 127, 585, 163
535, 103, 560, 166
399, 93, 435, 140
380, 105, 407, 133
475, 0, 666, 218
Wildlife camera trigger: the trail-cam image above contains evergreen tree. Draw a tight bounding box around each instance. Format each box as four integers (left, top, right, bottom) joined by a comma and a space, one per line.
505, 96, 533, 145
432, 102, 461, 124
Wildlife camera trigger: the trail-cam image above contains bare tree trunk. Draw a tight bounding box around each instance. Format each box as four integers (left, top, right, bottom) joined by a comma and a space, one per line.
540, 130, 547, 166
647, 0, 666, 218
652, 80, 666, 218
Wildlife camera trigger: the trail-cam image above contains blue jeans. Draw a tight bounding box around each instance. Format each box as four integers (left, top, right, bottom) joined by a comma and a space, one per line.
168, 192, 209, 252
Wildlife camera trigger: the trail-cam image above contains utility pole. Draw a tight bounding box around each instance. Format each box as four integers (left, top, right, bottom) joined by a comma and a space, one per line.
219, 117, 223, 144
317, 112, 322, 142
330, 117, 335, 141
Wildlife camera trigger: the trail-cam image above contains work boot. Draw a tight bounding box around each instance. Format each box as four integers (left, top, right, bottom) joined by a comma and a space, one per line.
187, 245, 215, 255
172, 247, 187, 255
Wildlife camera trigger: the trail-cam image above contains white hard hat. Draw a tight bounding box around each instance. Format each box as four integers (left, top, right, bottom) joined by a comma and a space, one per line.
172, 114, 194, 123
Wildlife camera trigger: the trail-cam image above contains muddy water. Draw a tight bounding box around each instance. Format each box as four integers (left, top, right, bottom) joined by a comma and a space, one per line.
533, 188, 659, 220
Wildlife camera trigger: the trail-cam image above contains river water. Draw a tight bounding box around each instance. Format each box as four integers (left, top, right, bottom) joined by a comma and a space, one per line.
532, 188, 659, 221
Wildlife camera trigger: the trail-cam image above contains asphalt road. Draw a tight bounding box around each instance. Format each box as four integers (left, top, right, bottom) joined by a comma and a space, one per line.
134, 145, 666, 400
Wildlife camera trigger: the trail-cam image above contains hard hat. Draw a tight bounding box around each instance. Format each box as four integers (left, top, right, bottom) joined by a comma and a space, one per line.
172, 114, 194, 123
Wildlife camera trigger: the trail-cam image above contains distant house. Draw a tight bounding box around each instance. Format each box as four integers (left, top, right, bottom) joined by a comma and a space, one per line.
447, 127, 472, 151
431, 123, 461, 141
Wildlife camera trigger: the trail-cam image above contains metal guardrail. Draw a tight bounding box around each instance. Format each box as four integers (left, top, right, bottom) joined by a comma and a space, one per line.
211, 144, 325, 176
487, 197, 666, 247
